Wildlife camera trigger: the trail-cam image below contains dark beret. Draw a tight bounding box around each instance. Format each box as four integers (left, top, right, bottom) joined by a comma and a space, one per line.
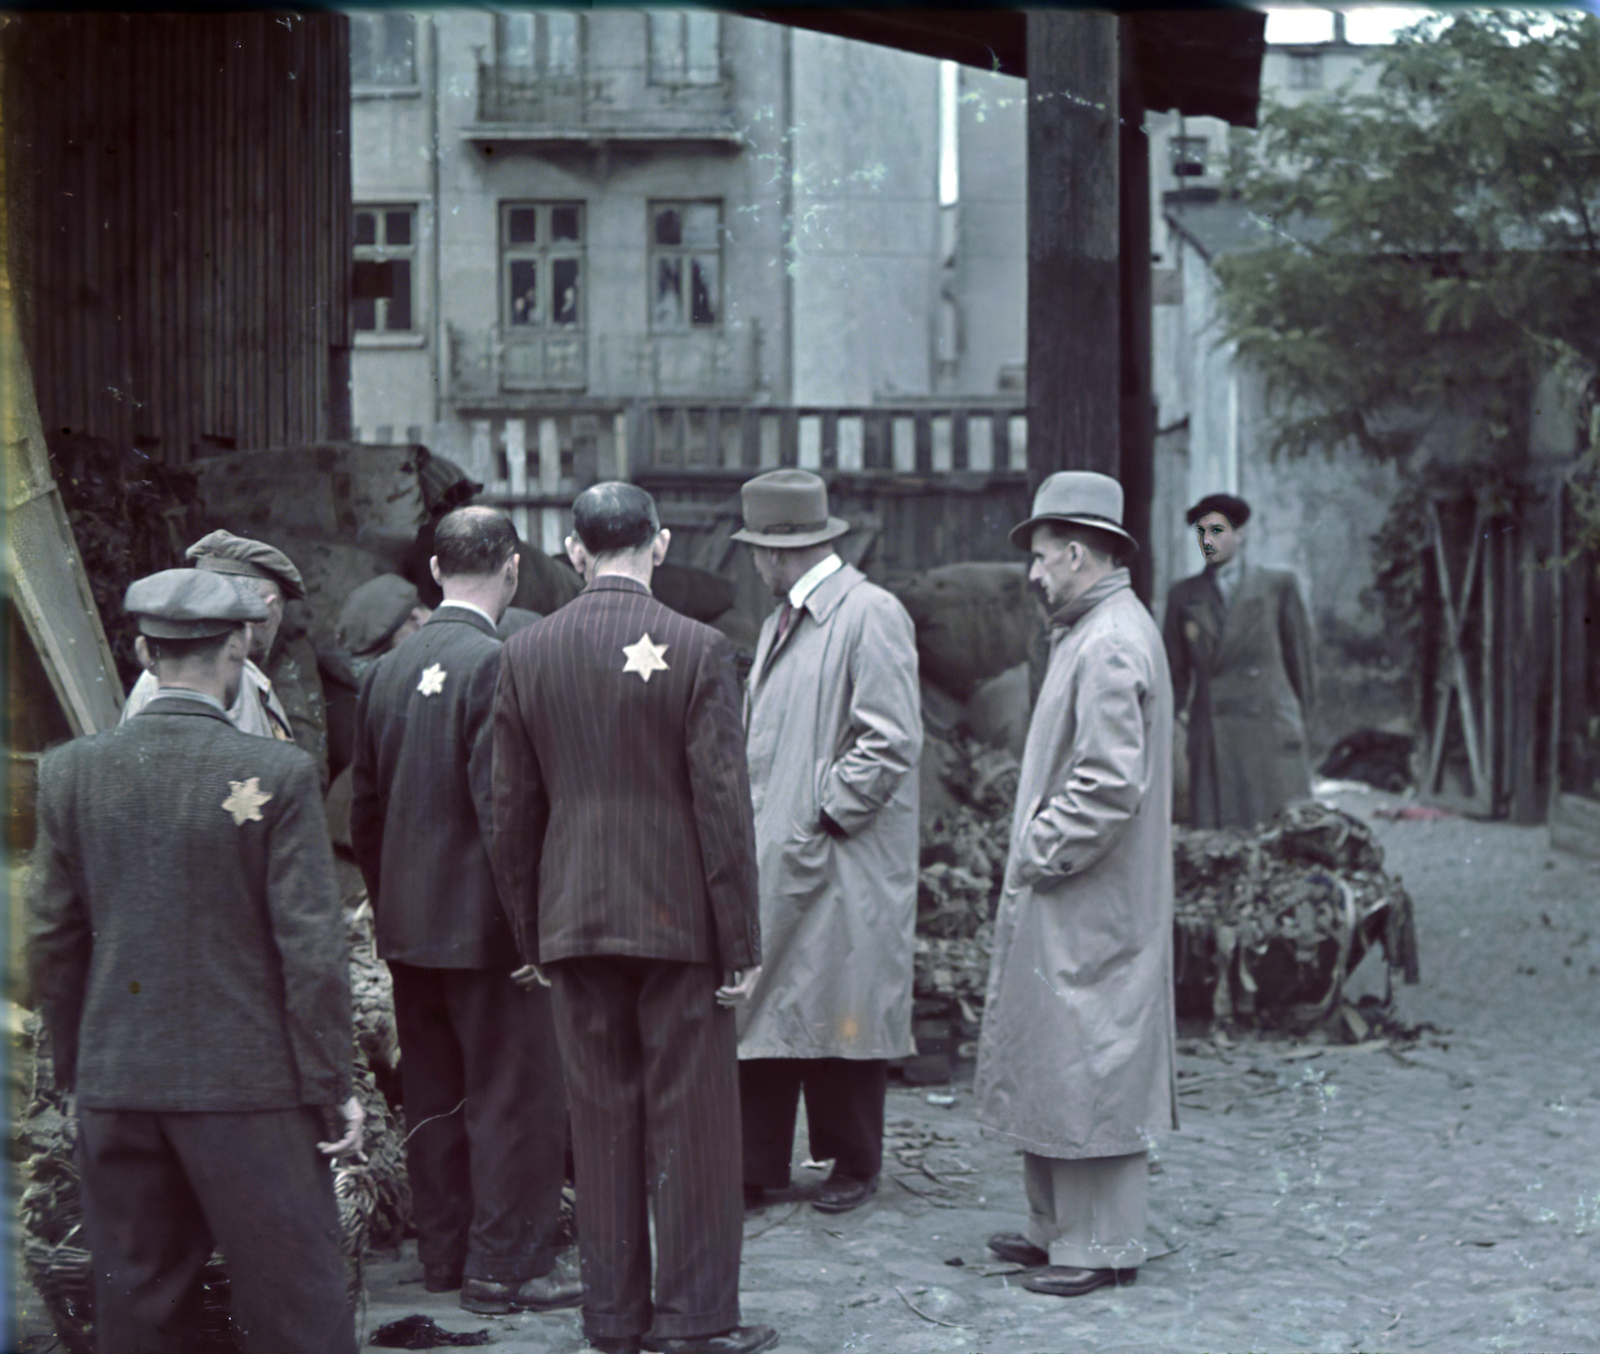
125, 569, 268, 639
186, 529, 307, 600
1185, 493, 1251, 528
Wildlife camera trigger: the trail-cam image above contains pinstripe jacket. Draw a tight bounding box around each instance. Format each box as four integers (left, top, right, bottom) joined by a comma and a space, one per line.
350, 605, 517, 968
28, 696, 351, 1111
491, 575, 761, 971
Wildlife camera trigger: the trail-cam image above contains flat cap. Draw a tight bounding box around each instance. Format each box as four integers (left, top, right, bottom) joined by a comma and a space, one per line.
338, 574, 421, 657
125, 569, 268, 639
186, 528, 306, 600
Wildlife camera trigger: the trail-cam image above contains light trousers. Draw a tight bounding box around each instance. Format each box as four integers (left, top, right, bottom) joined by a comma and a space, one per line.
1023, 1149, 1148, 1270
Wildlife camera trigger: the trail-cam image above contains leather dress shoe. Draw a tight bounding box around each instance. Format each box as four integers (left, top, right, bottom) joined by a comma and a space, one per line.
459, 1268, 584, 1314
643, 1325, 779, 1354
812, 1173, 878, 1214
986, 1232, 1048, 1267
422, 1263, 463, 1292
1022, 1265, 1136, 1297
585, 1340, 642, 1354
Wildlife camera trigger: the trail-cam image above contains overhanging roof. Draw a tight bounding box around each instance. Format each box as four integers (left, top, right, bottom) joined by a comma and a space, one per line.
738, 8, 1266, 128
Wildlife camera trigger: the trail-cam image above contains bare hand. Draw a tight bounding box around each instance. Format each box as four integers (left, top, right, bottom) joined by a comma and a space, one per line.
716, 966, 761, 1007
317, 1095, 365, 1157
512, 963, 551, 990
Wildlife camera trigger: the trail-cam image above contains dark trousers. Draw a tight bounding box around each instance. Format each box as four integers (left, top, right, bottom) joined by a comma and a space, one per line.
548, 956, 743, 1343
388, 962, 568, 1283
739, 1057, 888, 1189
76, 1106, 354, 1354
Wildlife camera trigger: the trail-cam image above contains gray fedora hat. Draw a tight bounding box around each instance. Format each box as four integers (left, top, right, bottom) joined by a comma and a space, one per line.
1009, 470, 1138, 553
730, 469, 849, 549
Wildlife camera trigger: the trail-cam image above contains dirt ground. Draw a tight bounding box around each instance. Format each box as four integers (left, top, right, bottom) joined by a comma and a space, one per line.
15, 783, 1600, 1352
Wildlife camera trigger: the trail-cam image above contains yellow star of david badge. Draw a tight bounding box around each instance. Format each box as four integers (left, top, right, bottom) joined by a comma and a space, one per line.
417, 663, 447, 697
222, 777, 272, 826
621, 633, 669, 683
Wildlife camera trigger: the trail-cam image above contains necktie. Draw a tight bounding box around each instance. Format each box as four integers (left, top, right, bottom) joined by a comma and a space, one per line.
776, 600, 796, 645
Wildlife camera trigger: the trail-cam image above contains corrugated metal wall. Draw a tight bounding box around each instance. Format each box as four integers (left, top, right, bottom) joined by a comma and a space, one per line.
3, 12, 351, 459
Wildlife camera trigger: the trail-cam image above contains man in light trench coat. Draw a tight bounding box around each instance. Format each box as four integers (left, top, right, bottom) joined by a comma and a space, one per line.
732, 469, 923, 1215
974, 470, 1178, 1298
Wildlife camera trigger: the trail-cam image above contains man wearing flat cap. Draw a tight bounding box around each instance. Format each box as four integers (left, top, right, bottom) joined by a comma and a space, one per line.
732, 468, 922, 1217
120, 528, 329, 786
1162, 493, 1316, 829
29, 569, 361, 1353
974, 471, 1177, 1299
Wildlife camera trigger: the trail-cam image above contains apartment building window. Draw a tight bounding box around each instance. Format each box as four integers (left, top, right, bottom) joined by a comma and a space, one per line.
350, 13, 417, 87
353, 206, 416, 334
650, 202, 721, 330
496, 12, 580, 76
503, 203, 585, 331
1287, 51, 1324, 90
647, 11, 720, 85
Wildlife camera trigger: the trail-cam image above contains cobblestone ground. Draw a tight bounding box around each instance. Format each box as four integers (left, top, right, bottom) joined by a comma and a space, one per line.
18, 787, 1600, 1352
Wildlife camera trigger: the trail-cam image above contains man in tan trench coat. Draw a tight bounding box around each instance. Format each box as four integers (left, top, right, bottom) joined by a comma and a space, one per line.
732, 469, 922, 1216
975, 471, 1178, 1298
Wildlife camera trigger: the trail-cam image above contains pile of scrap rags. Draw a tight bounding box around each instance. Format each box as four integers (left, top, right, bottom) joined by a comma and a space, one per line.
14, 901, 409, 1354
1173, 801, 1420, 1027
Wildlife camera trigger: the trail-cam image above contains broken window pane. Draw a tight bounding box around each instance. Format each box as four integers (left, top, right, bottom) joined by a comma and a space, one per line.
654, 256, 683, 327
552, 205, 581, 242
690, 256, 717, 326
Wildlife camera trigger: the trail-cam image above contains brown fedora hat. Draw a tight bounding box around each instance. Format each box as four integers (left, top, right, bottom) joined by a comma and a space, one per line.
730, 469, 850, 549
1009, 471, 1138, 553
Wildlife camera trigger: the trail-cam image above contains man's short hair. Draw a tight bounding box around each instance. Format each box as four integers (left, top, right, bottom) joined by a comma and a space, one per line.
144, 629, 241, 665
434, 506, 519, 577
1035, 519, 1128, 565
572, 482, 660, 556
1186, 493, 1251, 528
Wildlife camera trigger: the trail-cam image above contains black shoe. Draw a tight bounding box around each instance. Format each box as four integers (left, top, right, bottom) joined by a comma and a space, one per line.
812, 1172, 878, 1214
986, 1232, 1049, 1267
1022, 1265, 1136, 1297
422, 1264, 463, 1293
459, 1269, 584, 1314
586, 1340, 643, 1354
643, 1326, 780, 1354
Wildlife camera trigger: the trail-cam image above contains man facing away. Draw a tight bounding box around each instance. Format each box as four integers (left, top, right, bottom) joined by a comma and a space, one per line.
29, 568, 361, 1353
491, 482, 777, 1354
1162, 492, 1317, 828
975, 471, 1178, 1299
730, 468, 922, 1216
350, 506, 578, 1317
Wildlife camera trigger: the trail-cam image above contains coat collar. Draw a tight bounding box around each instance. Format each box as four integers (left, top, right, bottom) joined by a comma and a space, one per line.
137, 694, 236, 726
796, 559, 862, 624
1049, 567, 1131, 631
584, 574, 651, 598
425, 603, 497, 638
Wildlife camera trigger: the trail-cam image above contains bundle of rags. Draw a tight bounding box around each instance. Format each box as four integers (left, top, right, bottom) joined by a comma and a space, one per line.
14, 902, 409, 1354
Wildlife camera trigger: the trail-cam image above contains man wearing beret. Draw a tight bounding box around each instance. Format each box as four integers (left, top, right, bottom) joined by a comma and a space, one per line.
28, 569, 362, 1353
1162, 493, 1317, 829
975, 471, 1177, 1298
732, 469, 922, 1217
351, 507, 577, 1317
120, 528, 329, 787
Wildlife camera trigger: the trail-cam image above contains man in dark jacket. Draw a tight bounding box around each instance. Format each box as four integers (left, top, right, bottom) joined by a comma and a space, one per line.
351, 506, 578, 1316
492, 482, 777, 1354
29, 568, 360, 1354
1163, 492, 1317, 828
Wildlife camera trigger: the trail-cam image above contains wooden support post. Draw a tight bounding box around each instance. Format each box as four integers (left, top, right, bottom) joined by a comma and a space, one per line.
1026, 11, 1120, 484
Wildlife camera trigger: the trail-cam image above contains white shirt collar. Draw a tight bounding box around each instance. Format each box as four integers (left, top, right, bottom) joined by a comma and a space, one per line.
787, 553, 844, 611
435, 599, 497, 629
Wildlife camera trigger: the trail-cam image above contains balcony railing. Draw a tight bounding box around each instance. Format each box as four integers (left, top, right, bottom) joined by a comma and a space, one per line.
472, 62, 741, 143
449, 325, 762, 402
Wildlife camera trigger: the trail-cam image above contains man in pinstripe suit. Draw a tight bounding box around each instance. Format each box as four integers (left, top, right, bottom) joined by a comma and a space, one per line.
491, 483, 778, 1354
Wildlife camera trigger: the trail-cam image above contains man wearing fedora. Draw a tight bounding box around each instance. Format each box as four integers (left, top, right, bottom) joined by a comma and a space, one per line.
1162, 492, 1316, 829
974, 471, 1177, 1298
731, 468, 922, 1216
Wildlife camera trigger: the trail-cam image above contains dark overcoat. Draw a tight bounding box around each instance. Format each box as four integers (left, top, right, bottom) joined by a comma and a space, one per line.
1163, 562, 1316, 829
351, 606, 516, 967
28, 696, 350, 1110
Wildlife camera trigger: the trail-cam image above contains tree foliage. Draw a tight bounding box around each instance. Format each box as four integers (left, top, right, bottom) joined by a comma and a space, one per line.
1216, 10, 1600, 462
